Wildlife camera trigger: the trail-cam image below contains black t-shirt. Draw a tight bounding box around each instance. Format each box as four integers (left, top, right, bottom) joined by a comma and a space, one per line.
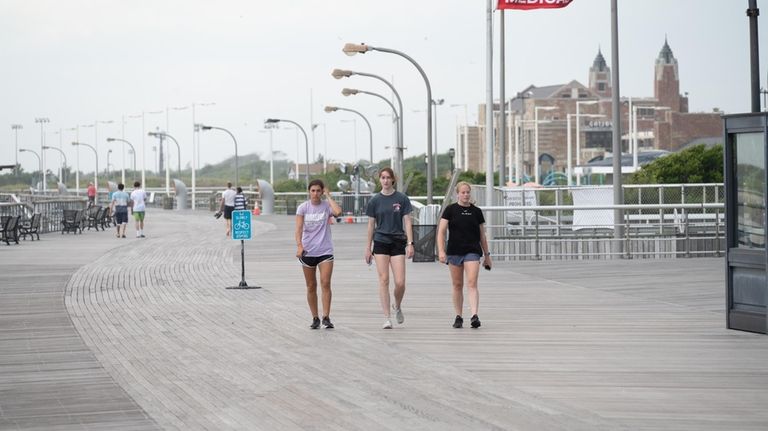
441, 203, 485, 255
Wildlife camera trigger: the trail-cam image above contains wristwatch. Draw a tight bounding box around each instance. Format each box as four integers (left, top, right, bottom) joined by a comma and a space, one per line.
408, 241, 415, 246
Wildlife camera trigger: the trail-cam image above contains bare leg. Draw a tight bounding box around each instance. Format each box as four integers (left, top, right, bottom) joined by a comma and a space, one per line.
464, 261, 481, 316
374, 254, 392, 317
302, 265, 319, 317
389, 255, 407, 309
449, 263, 465, 316
318, 260, 334, 317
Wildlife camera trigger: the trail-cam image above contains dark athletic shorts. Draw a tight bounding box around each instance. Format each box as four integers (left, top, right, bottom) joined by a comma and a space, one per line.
115, 211, 128, 225
299, 254, 334, 268
223, 205, 234, 220
372, 240, 406, 257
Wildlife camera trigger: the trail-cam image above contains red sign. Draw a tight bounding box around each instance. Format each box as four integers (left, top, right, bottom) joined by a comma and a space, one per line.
497, 0, 574, 10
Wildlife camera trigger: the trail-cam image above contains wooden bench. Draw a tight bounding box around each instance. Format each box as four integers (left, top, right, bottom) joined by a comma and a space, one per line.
19, 213, 41, 241
0, 215, 20, 245
62, 209, 83, 234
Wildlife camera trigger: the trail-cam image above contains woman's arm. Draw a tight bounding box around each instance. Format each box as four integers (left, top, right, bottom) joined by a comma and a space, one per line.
295, 214, 305, 258
436, 218, 449, 263
325, 188, 342, 217
479, 222, 491, 268
364, 217, 375, 264
404, 213, 414, 259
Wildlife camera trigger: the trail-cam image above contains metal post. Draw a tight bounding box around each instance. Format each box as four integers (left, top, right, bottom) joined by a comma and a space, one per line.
485, 0, 495, 217
748, 0, 761, 113
610, 0, 625, 242
499, 9, 506, 188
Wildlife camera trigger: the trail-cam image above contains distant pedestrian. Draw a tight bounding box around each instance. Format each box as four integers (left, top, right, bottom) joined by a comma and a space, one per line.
110, 183, 130, 238
234, 187, 247, 211
296, 179, 342, 329
129, 181, 148, 238
220, 182, 236, 237
86, 182, 96, 206
364, 167, 414, 329
436, 181, 490, 329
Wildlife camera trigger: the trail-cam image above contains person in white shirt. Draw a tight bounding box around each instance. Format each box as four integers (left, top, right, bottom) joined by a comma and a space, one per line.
129, 181, 149, 238
220, 181, 236, 237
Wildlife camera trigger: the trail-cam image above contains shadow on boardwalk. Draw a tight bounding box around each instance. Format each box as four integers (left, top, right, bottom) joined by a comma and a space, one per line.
1, 211, 766, 430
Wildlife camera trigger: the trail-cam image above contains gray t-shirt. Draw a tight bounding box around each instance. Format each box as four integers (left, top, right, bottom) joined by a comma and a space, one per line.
365, 191, 412, 244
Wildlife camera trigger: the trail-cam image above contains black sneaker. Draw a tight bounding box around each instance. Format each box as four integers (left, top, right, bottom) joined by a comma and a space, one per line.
310, 317, 321, 329
452, 315, 463, 328
470, 314, 481, 328
321, 316, 334, 329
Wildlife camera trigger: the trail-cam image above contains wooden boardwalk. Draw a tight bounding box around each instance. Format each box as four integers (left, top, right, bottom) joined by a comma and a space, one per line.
1, 211, 767, 430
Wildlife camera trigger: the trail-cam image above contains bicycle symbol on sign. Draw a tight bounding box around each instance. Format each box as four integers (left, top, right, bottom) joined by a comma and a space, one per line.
233, 220, 250, 231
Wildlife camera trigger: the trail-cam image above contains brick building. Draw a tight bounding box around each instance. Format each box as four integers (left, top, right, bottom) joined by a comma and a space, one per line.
455, 39, 722, 183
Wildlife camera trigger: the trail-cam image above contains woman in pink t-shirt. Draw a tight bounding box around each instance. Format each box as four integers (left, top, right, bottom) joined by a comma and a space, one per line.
295, 179, 342, 329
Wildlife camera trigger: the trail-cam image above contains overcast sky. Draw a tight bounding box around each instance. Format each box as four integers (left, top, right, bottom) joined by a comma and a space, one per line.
3, 0, 766, 176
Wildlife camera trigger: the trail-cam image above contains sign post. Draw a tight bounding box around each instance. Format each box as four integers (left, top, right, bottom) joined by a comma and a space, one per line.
228, 210, 260, 289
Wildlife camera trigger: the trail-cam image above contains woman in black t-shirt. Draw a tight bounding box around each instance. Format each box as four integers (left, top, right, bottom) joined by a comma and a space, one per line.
436, 181, 491, 329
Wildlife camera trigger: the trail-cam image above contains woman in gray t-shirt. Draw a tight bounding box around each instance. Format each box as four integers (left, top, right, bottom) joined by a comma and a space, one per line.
364, 167, 414, 329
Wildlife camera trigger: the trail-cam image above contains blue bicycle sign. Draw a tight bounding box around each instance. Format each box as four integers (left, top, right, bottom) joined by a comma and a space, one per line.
232, 210, 252, 240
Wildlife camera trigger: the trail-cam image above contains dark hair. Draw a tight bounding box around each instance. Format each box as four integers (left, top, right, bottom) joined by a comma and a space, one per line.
236, 186, 243, 193
133, 181, 141, 188
379, 167, 396, 183
117, 183, 124, 190
308, 179, 325, 190
227, 181, 232, 188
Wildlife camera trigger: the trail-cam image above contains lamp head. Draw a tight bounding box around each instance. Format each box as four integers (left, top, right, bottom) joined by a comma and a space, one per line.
448, 148, 455, 158
324, 106, 338, 113
433, 98, 445, 105
71, 142, 79, 146
331, 68, 353, 80
341, 88, 358, 97
342, 43, 369, 56
42, 145, 50, 150
198, 124, 213, 131
19, 148, 26, 153
264, 119, 281, 125
106, 137, 116, 142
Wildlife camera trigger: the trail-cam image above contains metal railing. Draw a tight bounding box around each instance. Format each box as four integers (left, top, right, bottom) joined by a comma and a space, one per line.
480, 202, 725, 260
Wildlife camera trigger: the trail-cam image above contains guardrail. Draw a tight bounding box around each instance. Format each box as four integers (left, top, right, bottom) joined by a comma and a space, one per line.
480, 202, 725, 260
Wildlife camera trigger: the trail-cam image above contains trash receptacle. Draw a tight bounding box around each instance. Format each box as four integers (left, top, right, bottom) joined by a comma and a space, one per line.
162, 195, 174, 210
286, 199, 297, 215
412, 224, 437, 262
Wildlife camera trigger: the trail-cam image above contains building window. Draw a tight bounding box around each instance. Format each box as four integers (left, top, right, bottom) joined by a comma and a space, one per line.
585, 130, 612, 150
598, 82, 606, 91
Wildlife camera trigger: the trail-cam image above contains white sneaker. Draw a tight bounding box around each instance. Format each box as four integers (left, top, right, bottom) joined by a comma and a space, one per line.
394, 306, 404, 324
382, 319, 393, 329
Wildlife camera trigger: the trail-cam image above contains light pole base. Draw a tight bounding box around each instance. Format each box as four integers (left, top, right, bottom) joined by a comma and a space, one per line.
226, 281, 261, 290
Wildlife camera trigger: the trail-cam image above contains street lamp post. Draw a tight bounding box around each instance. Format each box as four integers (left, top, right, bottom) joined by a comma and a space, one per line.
333, 68, 405, 191
515, 91, 533, 185
148, 131, 181, 194
343, 43, 434, 203
72, 142, 98, 199
448, 104, 469, 171
42, 145, 67, 185
106, 150, 112, 180
325, 105, 374, 165
18, 148, 41, 191
341, 87, 401, 167
199, 125, 241, 188
534, 106, 557, 184
35, 118, 49, 193
265, 119, 309, 190
566, 113, 604, 186
576, 100, 599, 185
11, 124, 22, 176
448, 148, 456, 173
107, 138, 137, 182
311, 123, 327, 174
432, 98, 445, 178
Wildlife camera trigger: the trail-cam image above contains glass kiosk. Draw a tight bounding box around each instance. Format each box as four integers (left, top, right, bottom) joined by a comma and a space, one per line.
724, 113, 767, 334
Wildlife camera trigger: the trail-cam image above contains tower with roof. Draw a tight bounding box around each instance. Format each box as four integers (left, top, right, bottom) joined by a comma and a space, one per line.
588, 48, 612, 98
654, 38, 689, 113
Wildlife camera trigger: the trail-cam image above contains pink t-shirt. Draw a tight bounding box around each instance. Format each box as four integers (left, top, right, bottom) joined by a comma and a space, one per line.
296, 200, 334, 256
